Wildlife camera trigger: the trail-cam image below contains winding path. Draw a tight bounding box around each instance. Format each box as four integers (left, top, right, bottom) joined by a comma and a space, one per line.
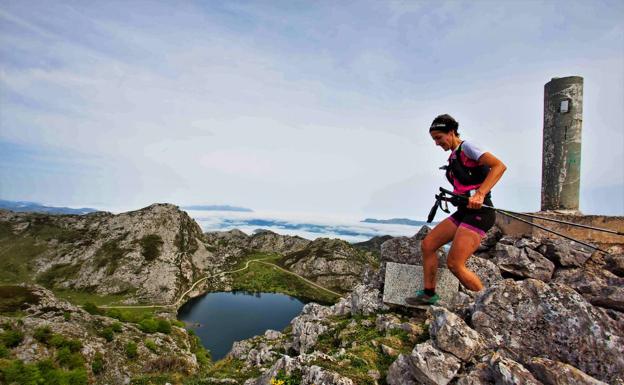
98, 258, 342, 310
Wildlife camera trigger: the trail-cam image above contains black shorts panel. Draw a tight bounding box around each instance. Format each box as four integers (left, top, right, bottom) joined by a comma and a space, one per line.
449, 199, 496, 237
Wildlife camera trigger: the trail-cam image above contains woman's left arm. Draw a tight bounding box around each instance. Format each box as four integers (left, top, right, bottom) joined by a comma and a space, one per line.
467, 152, 507, 209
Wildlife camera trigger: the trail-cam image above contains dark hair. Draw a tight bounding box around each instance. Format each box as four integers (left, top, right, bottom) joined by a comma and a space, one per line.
429, 114, 459, 135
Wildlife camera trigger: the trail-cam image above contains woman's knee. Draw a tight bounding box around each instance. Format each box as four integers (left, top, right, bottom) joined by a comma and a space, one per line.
446, 259, 464, 274
421, 236, 438, 255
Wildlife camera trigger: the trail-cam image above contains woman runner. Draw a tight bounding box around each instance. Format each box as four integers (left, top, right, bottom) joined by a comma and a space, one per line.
406, 114, 507, 305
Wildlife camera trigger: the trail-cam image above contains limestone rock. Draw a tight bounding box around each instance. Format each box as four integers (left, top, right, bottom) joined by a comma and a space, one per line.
493, 243, 555, 282
466, 256, 503, 288
349, 284, 385, 316
489, 354, 543, 385
407, 341, 462, 385
290, 303, 332, 353
380, 230, 446, 266
303, 365, 355, 385
280, 238, 376, 293
264, 329, 282, 340
456, 362, 492, 385
538, 239, 593, 267
477, 225, 503, 252
471, 279, 624, 384
527, 357, 608, 385
248, 230, 310, 254
602, 253, 624, 277
553, 267, 624, 311
429, 306, 485, 362
228, 340, 253, 360
386, 354, 418, 385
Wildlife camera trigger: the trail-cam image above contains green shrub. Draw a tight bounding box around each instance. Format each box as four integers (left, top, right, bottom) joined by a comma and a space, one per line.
0, 360, 40, 385
111, 322, 123, 333
65, 368, 88, 385
140, 234, 164, 261
99, 327, 114, 342
48, 334, 65, 347
171, 319, 185, 328
65, 339, 82, 353
0, 343, 9, 358
138, 318, 158, 333
272, 369, 302, 385
34, 326, 53, 344
1, 329, 24, 347
106, 308, 122, 320
91, 352, 104, 375
156, 319, 171, 334
189, 334, 211, 368
125, 341, 138, 359
63, 312, 71, 321
144, 339, 158, 353
82, 302, 101, 315
56, 346, 85, 369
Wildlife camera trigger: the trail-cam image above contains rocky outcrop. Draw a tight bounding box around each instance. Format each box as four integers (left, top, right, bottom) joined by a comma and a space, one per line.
492, 242, 555, 281
553, 266, 624, 311
527, 357, 608, 385
0, 285, 200, 383
471, 279, 624, 383
248, 230, 311, 254
0, 204, 218, 304
279, 238, 378, 293
538, 239, 593, 267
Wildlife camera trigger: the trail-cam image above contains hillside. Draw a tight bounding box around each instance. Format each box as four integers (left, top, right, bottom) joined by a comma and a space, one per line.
0, 204, 220, 304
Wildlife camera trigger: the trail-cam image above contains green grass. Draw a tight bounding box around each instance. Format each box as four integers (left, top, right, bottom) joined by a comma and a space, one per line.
228, 252, 340, 304
53, 289, 131, 307
0, 223, 48, 283
312, 314, 418, 384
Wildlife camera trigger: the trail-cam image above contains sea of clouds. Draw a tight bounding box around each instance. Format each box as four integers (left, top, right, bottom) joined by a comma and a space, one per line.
184, 209, 426, 243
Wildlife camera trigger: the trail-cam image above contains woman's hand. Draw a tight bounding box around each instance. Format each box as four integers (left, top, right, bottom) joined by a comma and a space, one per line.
467, 191, 485, 209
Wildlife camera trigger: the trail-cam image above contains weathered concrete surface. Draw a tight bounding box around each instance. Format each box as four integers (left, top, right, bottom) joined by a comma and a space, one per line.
541, 76, 583, 211
383, 262, 459, 306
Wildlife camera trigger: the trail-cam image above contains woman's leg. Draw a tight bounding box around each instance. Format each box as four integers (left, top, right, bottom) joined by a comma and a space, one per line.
421, 218, 458, 290
446, 226, 484, 291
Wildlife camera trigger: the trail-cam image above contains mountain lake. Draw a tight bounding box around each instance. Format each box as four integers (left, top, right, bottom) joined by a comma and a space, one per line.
177, 291, 306, 360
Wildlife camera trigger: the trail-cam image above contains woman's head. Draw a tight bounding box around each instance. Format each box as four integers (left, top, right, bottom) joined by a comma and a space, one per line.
429, 114, 460, 151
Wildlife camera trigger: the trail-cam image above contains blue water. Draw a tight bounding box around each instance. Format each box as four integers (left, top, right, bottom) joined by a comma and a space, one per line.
177, 292, 305, 360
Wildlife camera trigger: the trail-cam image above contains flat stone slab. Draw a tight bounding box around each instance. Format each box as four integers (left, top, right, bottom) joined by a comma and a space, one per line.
383, 262, 460, 307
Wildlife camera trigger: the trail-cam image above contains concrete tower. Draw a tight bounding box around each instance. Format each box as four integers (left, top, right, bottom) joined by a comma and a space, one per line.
541, 76, 584, 212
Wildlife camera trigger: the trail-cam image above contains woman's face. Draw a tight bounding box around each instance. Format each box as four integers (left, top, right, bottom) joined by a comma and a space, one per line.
430, 130, 456, 151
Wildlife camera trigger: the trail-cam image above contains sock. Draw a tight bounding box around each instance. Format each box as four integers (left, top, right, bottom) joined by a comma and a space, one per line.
424, 288, 436, 296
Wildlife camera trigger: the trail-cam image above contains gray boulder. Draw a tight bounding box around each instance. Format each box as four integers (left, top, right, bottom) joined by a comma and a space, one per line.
429, 306, 485, 362
493, 243, 555, 282
527, 357, 608, 385
386, 354, 418, 385
538, 239, 593, 267
408, 341, 462, 385
489, 354, 543, 385
471, 279, 624, 384
290, 303, 332, 353
349, 284, 386, 316
466, 256, 503, 288
553, 267, 624, 312
602, 253, 624, 276
387, 341, 461, 385
477, 225, 503, 252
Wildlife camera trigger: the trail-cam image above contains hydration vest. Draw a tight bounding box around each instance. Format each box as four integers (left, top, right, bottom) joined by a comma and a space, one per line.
443, 142, 490, 194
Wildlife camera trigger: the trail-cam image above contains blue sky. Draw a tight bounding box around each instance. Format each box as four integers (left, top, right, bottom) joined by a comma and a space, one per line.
1, 0, 623, 218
